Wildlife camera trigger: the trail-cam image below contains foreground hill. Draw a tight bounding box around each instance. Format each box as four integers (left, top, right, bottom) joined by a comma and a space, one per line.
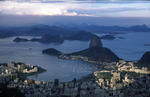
66, 47, 119, 63
138, 51, 150, 69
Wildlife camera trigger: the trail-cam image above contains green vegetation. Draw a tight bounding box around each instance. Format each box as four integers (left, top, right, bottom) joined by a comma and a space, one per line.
97, 72, 112, 80
121, 71, 141, 78
127, 72, 141, 78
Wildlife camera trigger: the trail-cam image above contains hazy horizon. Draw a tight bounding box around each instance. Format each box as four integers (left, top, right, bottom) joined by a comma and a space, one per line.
0, 0, 150, 27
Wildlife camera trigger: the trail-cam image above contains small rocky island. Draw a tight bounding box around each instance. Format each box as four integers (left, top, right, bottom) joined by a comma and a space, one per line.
43, 48, 62, 56
13, 37, 29, 42
43, 35, 120, 65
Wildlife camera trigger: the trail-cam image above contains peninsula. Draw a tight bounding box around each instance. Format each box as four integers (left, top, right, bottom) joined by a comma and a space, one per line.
0, 62, 46, 78
42, 35, 120, 66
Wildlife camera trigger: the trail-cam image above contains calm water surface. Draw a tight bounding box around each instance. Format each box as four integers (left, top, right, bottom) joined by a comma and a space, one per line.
0, 32, 149, 81
0, 36, 96, 81
102, 32, 150, 61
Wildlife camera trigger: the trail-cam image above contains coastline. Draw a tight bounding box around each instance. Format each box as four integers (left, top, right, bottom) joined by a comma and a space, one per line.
18, 66, 47, 79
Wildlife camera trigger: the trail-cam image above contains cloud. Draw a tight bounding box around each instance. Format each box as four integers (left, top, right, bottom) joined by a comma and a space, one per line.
0, 0, 150, 17
0, 1, 78, 16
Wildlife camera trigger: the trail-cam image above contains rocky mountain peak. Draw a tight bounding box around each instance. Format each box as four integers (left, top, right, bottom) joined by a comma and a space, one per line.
89, 35, 103, 48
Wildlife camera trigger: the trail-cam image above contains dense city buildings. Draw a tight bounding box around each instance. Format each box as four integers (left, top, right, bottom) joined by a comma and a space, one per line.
0, 60, 150, 97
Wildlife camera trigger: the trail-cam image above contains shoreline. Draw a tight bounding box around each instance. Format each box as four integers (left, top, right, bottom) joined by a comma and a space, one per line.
18, 66, 47, 79
0, 62, 47, 80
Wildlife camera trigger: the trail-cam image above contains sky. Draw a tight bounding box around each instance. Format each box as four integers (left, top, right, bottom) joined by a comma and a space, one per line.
0, 0, 150, 26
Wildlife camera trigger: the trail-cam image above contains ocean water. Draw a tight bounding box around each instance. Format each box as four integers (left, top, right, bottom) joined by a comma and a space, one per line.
102, 32, 150, 61
0, 36, 96, 81
0, 32, 149, 81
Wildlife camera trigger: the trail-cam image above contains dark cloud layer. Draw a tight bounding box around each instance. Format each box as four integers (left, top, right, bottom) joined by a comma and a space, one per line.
0, 0, 150, 26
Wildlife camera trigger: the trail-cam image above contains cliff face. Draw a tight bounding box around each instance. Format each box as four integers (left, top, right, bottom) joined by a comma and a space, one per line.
89, 35, 103, 48
139, 52, 150, 65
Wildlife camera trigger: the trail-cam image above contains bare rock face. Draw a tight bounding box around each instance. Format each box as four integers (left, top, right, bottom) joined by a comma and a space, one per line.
89, 35, 103, 48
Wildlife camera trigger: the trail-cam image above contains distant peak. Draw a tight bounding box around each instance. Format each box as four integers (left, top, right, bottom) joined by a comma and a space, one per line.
89, 35, 103, 48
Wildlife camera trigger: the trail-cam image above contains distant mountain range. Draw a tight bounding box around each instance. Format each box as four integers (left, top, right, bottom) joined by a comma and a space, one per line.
0, 24, 150, 39
60, 24, 150, 33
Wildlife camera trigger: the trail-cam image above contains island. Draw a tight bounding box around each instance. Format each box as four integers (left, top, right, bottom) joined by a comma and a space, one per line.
13, 37, 29, 42
13, 34, 64, 44
43, 48, 62, 56
13, 31, 96, 44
